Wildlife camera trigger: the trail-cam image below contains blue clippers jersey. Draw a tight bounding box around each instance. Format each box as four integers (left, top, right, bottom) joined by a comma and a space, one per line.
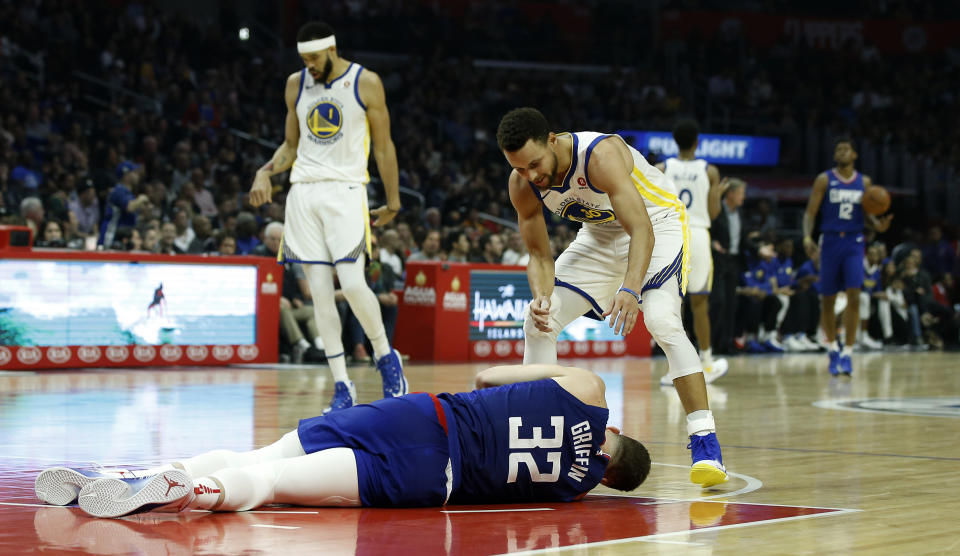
795, 260, 821, 294
440, 379, 610, 504
821, 169, 864, 233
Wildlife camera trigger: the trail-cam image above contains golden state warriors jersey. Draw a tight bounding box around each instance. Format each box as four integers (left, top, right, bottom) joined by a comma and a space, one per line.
663, 157, 711, 229
529, 132, 686, 230
291, 63, 370, 184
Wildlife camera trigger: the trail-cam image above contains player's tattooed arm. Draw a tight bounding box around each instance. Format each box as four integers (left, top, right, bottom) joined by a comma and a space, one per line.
250, 73, 302, 207
509, 170, 555, 332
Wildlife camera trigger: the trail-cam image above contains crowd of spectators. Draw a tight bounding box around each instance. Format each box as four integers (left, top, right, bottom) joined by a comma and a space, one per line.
1, 1, 959, 359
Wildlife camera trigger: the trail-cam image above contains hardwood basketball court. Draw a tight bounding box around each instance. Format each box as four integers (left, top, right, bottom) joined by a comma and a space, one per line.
1, 351, 958, 554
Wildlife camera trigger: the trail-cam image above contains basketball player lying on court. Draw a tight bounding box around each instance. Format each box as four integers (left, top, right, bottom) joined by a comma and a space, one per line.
35, 365, 650, 518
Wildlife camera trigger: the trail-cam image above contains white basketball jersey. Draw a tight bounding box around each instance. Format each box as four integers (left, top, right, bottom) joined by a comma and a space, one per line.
530, 132, 686, 230
290, 63, 370, 184
663, 157, 711, 229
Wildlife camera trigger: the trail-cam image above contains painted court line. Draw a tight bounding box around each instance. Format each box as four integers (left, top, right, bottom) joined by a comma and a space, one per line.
248, 510, 319, 514
499, 508, 861, 556
442, 508, 555, 514
0, 502, 71, 508
250, 524, 300, 530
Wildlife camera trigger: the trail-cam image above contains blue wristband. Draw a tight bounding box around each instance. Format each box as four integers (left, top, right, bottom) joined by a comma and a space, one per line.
618, 287, 641, 304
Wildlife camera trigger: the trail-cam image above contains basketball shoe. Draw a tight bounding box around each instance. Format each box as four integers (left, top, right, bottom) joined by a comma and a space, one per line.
376, 349, 409, 398
828, 348, 842, 376
323, 380, 357, 415
35, 467, 146, 506
703, 359, 729, 384
77, 471, 194, 518
688, 433, 727, 488
840, 353, 853, 375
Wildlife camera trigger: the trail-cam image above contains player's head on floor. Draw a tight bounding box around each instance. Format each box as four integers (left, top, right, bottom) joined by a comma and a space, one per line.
497, 107, 560, 188
672, 118, 700, 151
601, 430, 651, 492
297, 21, 337, 82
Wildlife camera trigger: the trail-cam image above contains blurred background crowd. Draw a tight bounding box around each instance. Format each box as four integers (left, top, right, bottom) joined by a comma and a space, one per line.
1, 0, 958, 360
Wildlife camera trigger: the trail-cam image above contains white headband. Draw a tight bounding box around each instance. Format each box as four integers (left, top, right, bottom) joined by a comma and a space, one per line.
297, 36, 336, 54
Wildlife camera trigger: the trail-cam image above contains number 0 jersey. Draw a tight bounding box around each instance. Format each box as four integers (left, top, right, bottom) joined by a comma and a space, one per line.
820, 168, 864, 233
663, 157, 711, 229
440, 379, 610, 504
291, 63, 370, 185
529, 132, 687, 231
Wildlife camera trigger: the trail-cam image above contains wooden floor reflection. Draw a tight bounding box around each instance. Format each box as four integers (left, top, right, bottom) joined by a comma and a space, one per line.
1, 351, 959, 554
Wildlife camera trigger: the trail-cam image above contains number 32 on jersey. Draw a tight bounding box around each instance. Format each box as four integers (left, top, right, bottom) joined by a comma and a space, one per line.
507, 416, 564, 483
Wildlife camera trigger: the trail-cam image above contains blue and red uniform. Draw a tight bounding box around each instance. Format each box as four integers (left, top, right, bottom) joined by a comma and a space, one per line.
819, 169, 865, 295
297, 379, 610, 507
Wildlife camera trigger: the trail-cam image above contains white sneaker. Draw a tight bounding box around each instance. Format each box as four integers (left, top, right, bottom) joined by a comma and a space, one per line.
35, 467, 145, 506
783, 335, 806, 352
860, 334, 883, 350
703, 359, 729, 383
659, 374, 674, 387
77, 471, 194, 518
799, 335, 821, 351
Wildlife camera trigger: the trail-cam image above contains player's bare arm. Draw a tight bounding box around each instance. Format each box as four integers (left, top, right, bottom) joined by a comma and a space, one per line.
861, 175, 894, 233
475, 364, 607, 408
802, 172, 828, 258
707, 164, 725, 220
250, 72, 302, 207
361, 69, 402, 226
588, 138, 655, 336
509, 171, 555, 332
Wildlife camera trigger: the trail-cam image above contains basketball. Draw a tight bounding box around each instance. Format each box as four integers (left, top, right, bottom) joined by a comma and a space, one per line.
863, 185, 891, 215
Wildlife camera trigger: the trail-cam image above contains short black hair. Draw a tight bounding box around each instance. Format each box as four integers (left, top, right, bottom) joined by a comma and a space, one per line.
672, 119, 700, 151
297, 21, 335, 42
833, 135, 855, 150
603, 434, 651, 492
497, 107, 550, 152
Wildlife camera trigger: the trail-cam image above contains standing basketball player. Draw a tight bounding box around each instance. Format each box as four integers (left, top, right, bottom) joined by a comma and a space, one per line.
657, 119, 728, 384
249, 21, 408, 411
497, 108, 726, 488
802, 137, 892, 376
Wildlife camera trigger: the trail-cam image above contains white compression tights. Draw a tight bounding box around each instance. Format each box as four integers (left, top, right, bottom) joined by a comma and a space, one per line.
179, 430, 361, 511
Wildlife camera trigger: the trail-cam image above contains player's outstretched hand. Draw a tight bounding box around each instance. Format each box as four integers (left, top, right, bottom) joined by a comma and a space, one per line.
371, 205, 400, 227
603, 290, 640, 336
249, 172, 273, 207
529, 295, 552, 332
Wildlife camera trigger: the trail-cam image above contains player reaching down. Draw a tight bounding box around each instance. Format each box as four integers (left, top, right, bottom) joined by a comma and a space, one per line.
248, 21, 408, 411
497, 108, 726, 488
35, 365, 650, 517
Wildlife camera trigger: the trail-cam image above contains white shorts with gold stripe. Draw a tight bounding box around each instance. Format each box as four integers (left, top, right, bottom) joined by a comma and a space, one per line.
280, 181, 371, 265
554, 213, 688, 318
686, 226, 713, 295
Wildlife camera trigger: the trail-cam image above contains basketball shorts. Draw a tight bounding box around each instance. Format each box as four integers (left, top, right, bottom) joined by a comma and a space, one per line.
280, 181, 371, 265
297, 393, 458, 507
554, 214, 689, 318
686, 227, 713, 294
819, 232, 865, 296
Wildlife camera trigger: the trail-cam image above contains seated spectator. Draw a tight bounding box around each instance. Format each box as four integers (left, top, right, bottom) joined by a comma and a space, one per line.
187, 215, 216, 254
67, 179, 100, 238
882, 277, 912, 346
782, 244, 822, 351
156, 222, 184, 255
100, 162, 150, 249
171, 207, 195, 253
471, 232, 504, 264
215, 232, 237, 256
407, 229, 443, 262
858, 243, 886, 349
501, 230, 529, 265
19, 196, 44, 238
378, 229, 405, 276
900, 251, 934, 348
444, 230, 471, 263
735, 241, 783, 353
254, 222, 324, 363
34, 220, 66, 248
234, 212, 260, 255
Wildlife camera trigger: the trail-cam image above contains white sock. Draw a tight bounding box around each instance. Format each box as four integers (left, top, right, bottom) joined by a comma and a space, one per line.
686, 409, 716, 437
328, 353, 349, 383
176, 430, 306, 478
336, 258, 392, 360
700, 348, 713, 368
190, 476, 225, 510
832, 339, 842, 352
314, 336, 324, 350
841, 346, 853, 357
301, 264, 349, 383
297, 338, 310, 350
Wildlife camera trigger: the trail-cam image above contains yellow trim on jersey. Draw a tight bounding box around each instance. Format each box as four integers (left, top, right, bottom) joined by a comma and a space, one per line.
363, 118, 371, 184
706, 229, 714, 293
631, 167, 691, 295
277, 231, 285, 263
361, 188, 372, 258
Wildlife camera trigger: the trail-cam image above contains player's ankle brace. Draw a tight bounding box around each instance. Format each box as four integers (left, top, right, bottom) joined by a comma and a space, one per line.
686, 410, 716, 437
